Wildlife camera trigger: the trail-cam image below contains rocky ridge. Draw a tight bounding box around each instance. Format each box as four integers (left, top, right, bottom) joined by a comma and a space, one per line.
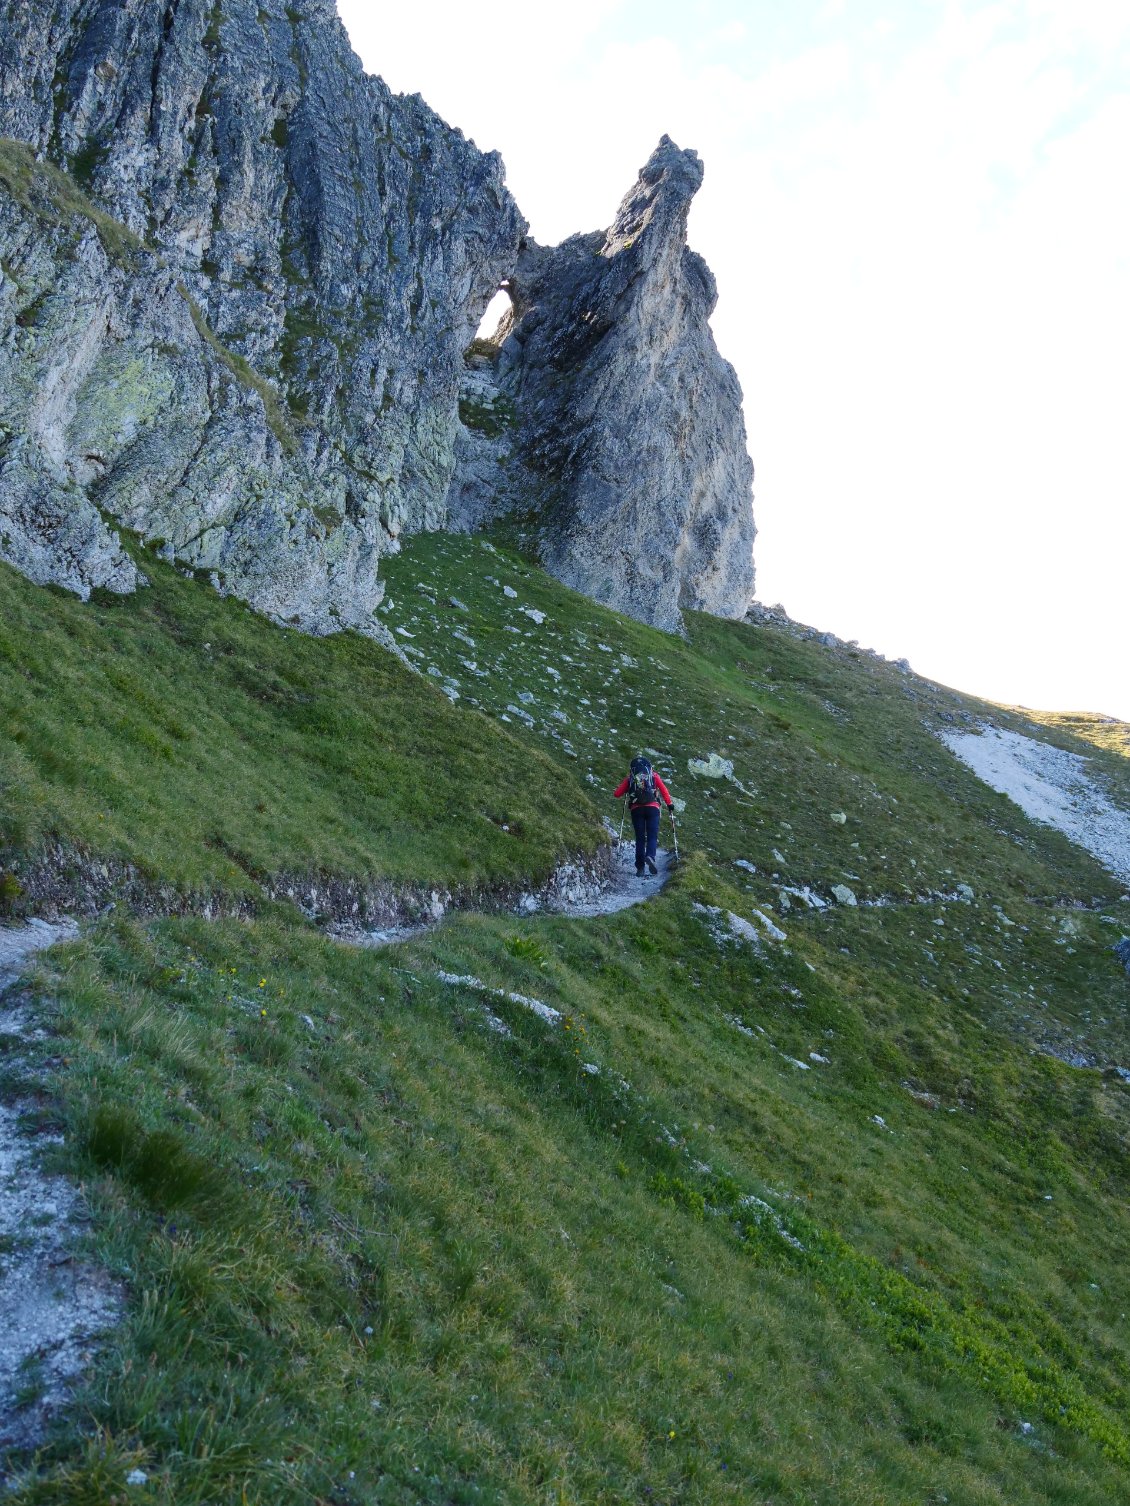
0, 2, 755, 634
0, 0, 522, 632
483, 135, 756, 631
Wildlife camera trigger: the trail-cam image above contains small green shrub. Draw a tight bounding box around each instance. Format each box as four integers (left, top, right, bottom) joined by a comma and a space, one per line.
503, 933, 549, 968
0, 870, 22, 914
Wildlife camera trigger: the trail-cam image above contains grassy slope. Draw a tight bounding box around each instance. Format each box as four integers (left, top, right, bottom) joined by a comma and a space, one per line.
1014, 709, 1130, 762
3, 535, 1130, 1504
0, 553, 603, 901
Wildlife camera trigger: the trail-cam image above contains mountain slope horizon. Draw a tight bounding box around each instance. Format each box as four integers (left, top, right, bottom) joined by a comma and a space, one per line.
2, 3, 1130, 1501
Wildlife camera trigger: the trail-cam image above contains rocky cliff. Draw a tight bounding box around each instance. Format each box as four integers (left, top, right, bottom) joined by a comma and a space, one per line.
0, 0, 522, 631
0, 3, 754, 635
476, 137, 756, 631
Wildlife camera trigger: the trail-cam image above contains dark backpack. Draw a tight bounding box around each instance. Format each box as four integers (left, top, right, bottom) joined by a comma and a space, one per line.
627, 756, 657, 806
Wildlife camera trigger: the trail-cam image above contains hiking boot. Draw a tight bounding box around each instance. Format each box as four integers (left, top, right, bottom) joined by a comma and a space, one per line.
635, 865, 645, 877
646, 856, 658, 876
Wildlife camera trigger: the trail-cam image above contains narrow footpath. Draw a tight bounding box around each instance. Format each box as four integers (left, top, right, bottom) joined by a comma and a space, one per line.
0, 840, 675, 1454
0, 921, 119, 1461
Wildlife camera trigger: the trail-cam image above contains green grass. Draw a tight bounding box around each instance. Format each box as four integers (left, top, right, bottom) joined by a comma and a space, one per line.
458, 393, 516, 439
7, 873, 1130, 1503
0, 137, 143, 267
4, 531, 1130, 1501
178, 286, 298, 454
0, 553, 603, 906
1015, 709, 1130, 761
377, 532, 1124, 908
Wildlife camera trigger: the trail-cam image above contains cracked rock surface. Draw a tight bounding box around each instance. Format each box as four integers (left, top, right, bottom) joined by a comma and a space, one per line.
485, 135, 756, 631
0, 0, 523, 631
1, 8, 756, 641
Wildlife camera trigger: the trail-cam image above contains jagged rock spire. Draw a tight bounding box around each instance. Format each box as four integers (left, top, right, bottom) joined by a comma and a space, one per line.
491, 135, 756, 632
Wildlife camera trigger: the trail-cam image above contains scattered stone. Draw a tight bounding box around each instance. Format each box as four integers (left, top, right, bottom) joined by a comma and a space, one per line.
829, 812, 847, 825
689, 752, 735, 783
779, 885, 827, 910
751, 908, 787, 943
831, 884, 858, 907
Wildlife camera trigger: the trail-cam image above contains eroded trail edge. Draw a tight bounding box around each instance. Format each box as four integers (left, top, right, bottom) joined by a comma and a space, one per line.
0, 921, 120, 1463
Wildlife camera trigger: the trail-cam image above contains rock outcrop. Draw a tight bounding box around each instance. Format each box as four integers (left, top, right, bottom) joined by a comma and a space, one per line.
0, 6, 755, 638
481, 136, 756, 631
0, 0, 522, 630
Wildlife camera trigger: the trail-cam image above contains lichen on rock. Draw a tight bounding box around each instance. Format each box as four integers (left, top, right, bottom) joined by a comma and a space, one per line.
1, 7, 756, 642
0, 0, 523, 631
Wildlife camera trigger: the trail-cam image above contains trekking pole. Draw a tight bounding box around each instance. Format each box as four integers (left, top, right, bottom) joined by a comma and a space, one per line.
617, 800, 627, 848
668, 808, 680, 865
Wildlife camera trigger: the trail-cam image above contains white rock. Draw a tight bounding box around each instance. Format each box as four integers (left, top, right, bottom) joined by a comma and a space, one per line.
751, 908, 787, 942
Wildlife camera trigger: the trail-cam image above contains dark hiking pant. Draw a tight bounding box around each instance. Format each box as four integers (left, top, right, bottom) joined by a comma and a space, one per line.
631, 806, 660, 871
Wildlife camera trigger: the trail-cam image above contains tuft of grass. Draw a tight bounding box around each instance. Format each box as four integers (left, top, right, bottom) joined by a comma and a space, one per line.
177, 285, 298, 454
0, 870, 23, 915
0, 137, 143, 267
503, 931, 549, 968
458, 392, 515, 438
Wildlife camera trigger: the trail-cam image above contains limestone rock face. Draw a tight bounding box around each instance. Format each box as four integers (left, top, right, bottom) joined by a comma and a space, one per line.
0, 0, 523, 630
1, 6, 755, 641
491, 136, 756, 631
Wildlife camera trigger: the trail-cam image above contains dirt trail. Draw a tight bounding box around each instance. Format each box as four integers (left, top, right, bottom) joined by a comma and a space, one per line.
351, 839, 676, 948
0, 844, 676, 1454
0, 920, 119, 1462
550, 840, 675, 918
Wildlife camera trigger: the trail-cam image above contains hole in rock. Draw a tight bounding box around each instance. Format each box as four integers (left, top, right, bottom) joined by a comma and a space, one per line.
475, 285, 513, 344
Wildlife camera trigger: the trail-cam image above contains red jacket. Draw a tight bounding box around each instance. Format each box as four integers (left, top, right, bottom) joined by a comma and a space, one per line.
614, 771, 673, 811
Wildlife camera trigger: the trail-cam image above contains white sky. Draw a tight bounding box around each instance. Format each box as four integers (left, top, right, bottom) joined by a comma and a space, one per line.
336, 0, 1130, 720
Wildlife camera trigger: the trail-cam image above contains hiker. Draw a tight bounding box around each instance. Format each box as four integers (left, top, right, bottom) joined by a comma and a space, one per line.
614, 755, 674, 878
